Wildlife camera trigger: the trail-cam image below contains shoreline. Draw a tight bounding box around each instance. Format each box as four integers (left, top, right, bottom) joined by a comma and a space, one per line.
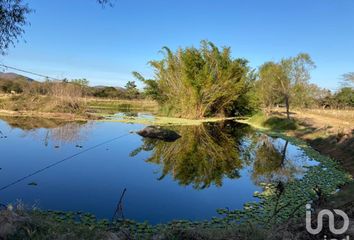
0, 109, 238, 126
237, 112, 354, 177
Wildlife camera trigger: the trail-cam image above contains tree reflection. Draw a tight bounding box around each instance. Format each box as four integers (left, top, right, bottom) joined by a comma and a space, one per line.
250, 136, 304, 185
131, 121, 252, 189
0, 116, 91, 145
44, 121, 91, 146
132, 120, 308, 190
0, 116, 68, 130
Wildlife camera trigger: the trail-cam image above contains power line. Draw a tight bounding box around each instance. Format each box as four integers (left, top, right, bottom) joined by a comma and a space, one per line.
0, 132, 131, 192
0, 64, 63, 81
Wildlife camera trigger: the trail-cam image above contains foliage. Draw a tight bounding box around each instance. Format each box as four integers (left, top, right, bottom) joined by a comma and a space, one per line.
257, 60, 352, 111
292, 83, 331, 108
0, 80, 89, 113
255, 61, 353, 111
0, 0, 31, 55
246, 112, 297, 131
134, 41, 254, 119
0, 74, 142, 100
132, 71, 163, 102
124, 81, 140, 99
257, 53, 316, 117
1, 79, 23, 93
263, 117, 298, 131
312, 86, 354, 109
92, 86, 125, 98
91, 83, 141, 99
334, 87, 354, 108
70, 78, 89, 87
257, 62, 284, 110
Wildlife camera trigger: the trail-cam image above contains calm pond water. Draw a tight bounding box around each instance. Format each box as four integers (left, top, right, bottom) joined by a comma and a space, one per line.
0, 115, 319, 224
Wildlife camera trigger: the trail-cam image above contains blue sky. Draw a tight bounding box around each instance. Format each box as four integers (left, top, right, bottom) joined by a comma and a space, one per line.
1, 0, 353, 91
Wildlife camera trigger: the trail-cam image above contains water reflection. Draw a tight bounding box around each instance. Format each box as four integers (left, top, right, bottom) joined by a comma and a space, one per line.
131, 122, 249, 189
133, 121, 312, 189
0, 116, 68, 130
44, 122, 92, 146
0, 115, 322, 223
131, 121, 251, 189
0, 116, 92, 146
250, 137, 303, 185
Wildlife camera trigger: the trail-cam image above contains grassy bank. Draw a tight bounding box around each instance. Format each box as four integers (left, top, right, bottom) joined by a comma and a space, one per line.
0, 94, 229, 125
0, 94, 159, 121
87, 98, 158, 113
0, 94, 92, 120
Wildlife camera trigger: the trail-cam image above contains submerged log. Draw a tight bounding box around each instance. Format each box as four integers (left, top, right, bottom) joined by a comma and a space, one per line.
137, 126, 181, 142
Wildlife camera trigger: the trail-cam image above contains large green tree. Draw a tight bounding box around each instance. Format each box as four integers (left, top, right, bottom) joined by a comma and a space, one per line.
134, 41, 252, 119
258, 53, 316, 119
257, 62, 285, 112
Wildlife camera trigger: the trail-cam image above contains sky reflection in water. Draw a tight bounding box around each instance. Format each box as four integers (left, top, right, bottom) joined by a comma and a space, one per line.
0, 115, 318, 224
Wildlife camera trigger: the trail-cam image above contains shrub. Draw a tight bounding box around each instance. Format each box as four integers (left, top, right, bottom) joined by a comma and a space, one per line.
134, 41, 254, 119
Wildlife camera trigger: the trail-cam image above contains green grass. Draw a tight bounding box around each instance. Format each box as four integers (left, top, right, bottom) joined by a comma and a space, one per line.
239, 112, 298, 131
263, 116, 298, 130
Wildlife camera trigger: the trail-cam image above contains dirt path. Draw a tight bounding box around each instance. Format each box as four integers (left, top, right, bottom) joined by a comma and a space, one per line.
291, 109, 353, 133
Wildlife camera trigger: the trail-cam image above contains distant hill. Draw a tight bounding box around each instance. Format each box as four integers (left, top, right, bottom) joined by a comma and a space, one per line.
0, 72, 35, 82
93, 85, 127, 91
92, 85, 107, 89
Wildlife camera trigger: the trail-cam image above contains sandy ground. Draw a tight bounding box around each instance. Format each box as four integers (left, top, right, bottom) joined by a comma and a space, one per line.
291, 109, 353, 133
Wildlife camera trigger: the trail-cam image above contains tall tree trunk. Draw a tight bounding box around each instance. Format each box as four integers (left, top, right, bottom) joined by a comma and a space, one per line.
285, 95, 290, 119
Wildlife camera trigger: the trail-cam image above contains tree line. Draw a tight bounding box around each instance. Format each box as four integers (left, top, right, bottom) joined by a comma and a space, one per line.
134, 41, 353, 119
0, 76, 142, 100
1, 41, 352, 118
1, 0, 352, 119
